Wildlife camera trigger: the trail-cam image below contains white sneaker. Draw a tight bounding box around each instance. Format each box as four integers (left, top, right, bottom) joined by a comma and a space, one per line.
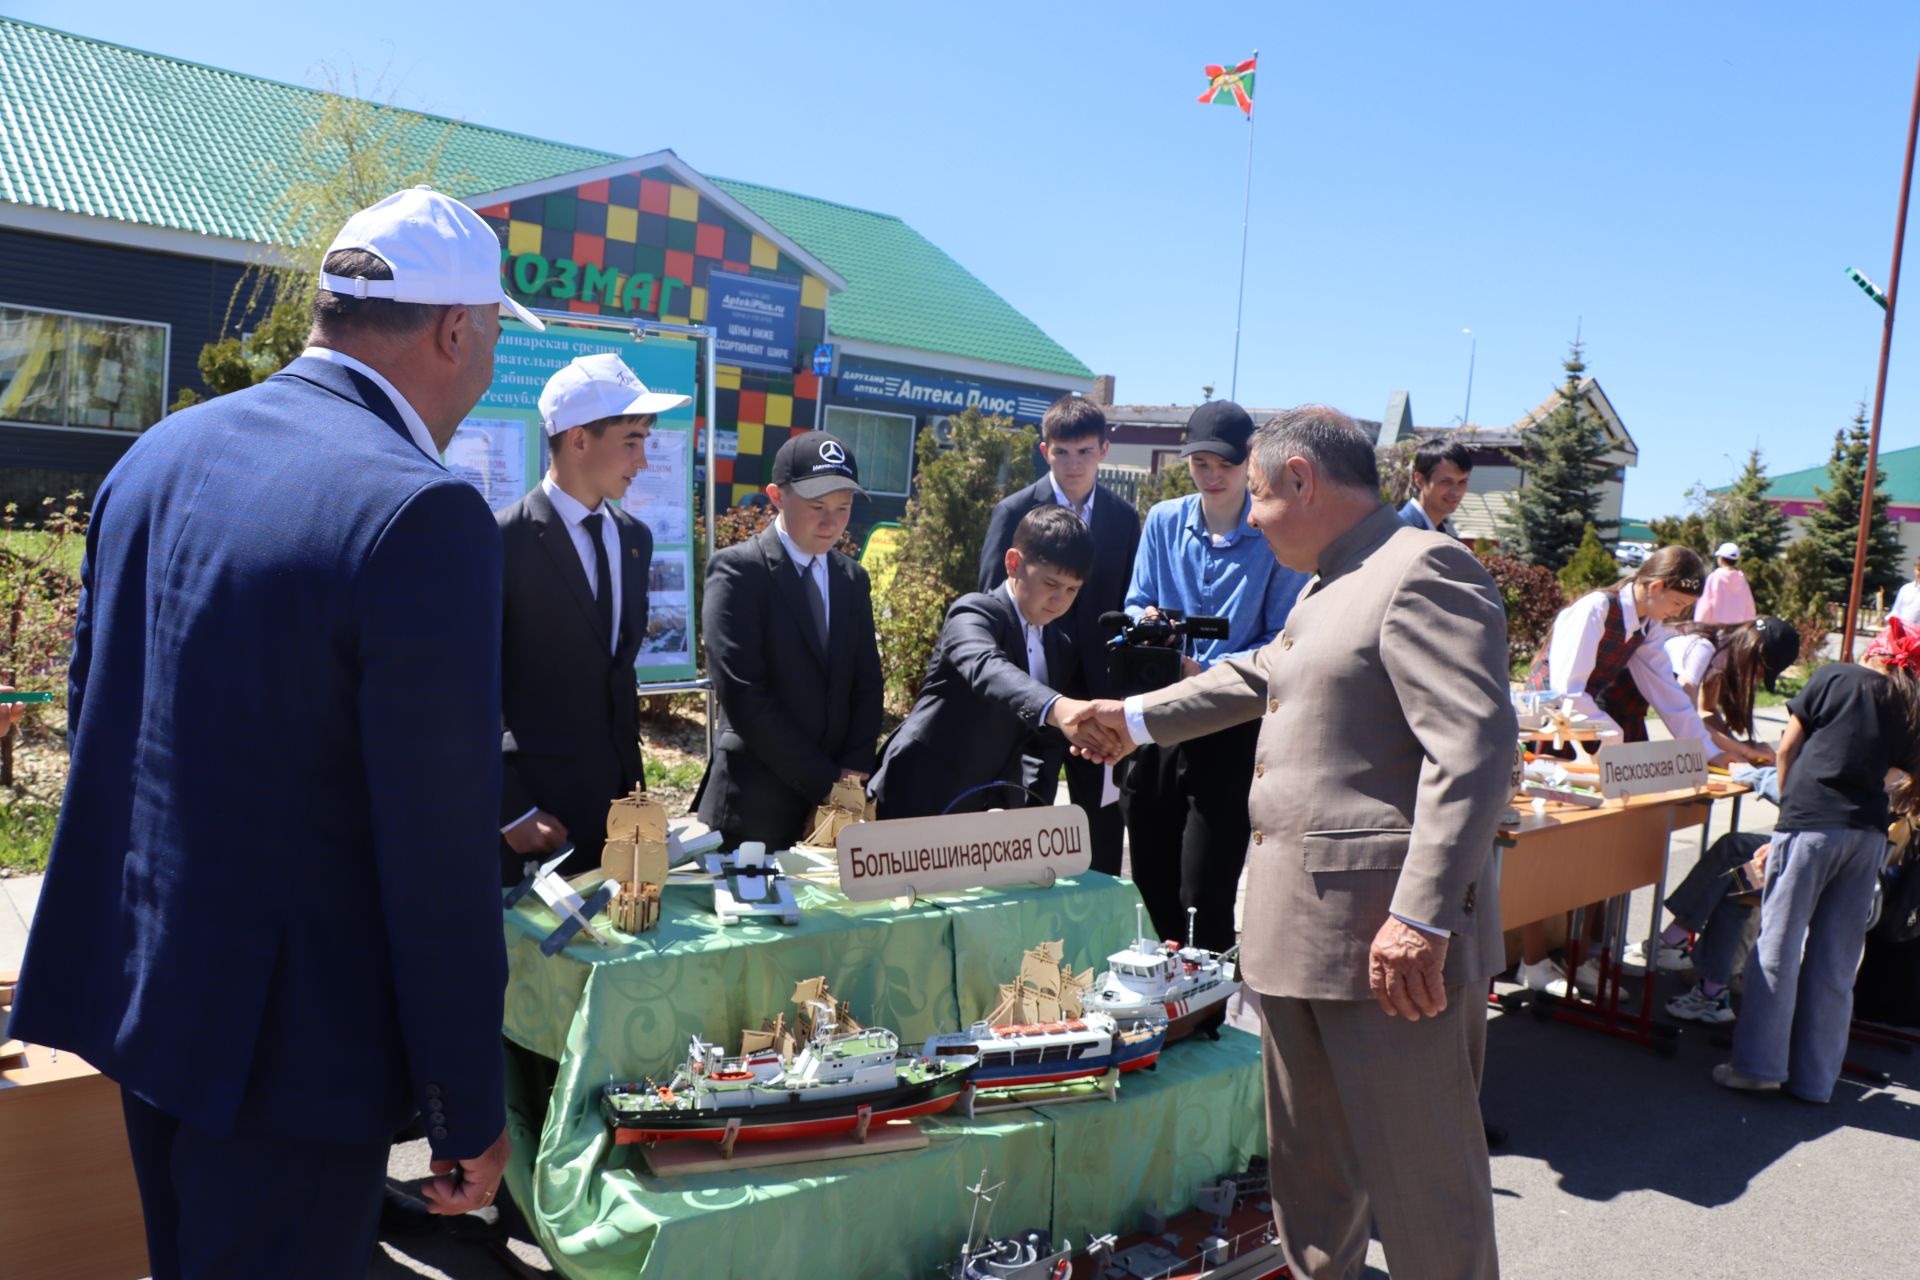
1515, 957, 1571, 998
1573, 956, 1603, 995
1622, 940, 1690, 975
1668, 983, 1736, 1025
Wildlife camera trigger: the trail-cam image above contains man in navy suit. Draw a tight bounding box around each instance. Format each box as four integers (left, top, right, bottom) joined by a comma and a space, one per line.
7, 188, 532, 1278
979, 395, 1142, 872
1397, 437, 1472, 538
497, 354, 689, 882
696, 431, 884, 848
873, 506, 1129, 818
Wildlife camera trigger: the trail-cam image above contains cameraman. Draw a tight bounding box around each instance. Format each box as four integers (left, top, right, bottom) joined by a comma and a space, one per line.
1121, 402, 1307, 950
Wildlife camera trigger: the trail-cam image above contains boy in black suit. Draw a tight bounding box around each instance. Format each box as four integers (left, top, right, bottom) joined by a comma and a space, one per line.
978, 395, 1142, 871
872, 506, 1127, 819
497, 354, 688, 882
696, 431, 884, 848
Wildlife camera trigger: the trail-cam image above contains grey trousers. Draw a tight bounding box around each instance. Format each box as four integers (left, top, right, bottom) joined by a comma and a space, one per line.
1257, 989, 1499, 1280
1730, 827, 1886, 1102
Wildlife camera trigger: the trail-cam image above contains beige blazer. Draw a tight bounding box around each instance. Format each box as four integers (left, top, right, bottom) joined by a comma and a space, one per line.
1141, 504, 1517, 1001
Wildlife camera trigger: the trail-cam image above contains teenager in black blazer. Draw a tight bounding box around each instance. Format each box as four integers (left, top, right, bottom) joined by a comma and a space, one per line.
874, 506, 1124, 819
978, 395, 1142, 871
498, 354, 689, 883
696, 431, 884, 848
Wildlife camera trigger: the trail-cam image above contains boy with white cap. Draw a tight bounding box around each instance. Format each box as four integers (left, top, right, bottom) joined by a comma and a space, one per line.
10, 186, 532, 1271
1695, 541, 1757, 624
497, 353, 690, 882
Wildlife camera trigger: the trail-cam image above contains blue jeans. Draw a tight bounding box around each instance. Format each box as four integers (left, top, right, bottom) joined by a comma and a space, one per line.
1730, 828, 1887, 1102
1666, 831, 1767, 986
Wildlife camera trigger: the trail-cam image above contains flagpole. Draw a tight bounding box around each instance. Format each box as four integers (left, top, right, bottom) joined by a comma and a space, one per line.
1229, 49, 1258, 402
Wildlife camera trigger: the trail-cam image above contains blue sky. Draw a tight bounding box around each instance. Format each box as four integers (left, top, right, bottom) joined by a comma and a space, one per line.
17, 1, 1920, 518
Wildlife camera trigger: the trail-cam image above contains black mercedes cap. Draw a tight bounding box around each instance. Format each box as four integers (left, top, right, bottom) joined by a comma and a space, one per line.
1181, 400, 1255, 465
1753, 616, 1801, 693
772, 431, 864, 499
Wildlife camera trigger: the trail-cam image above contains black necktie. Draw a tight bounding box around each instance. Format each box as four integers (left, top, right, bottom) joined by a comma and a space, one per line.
800, 558, 829, 650
582, 512, 614, 650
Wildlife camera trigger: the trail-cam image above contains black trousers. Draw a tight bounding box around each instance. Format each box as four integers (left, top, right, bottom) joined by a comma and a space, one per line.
1119, 719, 1260, 953
1024, 741, 1127, 876
122, 1090, 390, 1280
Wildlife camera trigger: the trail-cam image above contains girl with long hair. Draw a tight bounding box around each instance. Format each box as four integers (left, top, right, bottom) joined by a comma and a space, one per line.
1664, 615, 1803, 767
1516, 546, 1739, 996
1717, 619, 1920, 1101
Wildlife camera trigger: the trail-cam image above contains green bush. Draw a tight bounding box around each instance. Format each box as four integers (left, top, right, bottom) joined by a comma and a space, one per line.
1134, 462, 1197, 521
1558, 523, 1622, 596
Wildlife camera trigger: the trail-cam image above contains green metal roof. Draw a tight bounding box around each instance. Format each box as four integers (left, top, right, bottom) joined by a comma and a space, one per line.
1717, 442, 1920, 505
0, 18, 1092, 380
0, 18, 618, 246
712, 178, 1092, 380
1617, 518, 1654, 542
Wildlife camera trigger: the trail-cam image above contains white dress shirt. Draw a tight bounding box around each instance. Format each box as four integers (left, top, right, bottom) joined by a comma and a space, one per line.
300, 346, 440, 464
1049, 474, 1095, 525
1001, 583, 1059, 724
774, 517, 831, 635
1894, 581, 1920, 628
540, 477, 622, 655
1544, 589, 1713, 747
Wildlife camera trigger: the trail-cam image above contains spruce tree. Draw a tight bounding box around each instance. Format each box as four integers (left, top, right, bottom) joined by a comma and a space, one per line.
1559, 523, 1623, 595
1803, 405, 1904, 605
1708, 448, 1789, 563
1499, 340, 1616, 571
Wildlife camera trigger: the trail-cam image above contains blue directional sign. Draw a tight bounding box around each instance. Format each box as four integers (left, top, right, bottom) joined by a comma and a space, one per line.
812, 343, 835, 377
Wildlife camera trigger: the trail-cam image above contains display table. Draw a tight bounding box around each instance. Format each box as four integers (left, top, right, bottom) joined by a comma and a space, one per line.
0, 974, 150, 1280
499, 873, 1266, 1279
1497, 780, 1747, 1047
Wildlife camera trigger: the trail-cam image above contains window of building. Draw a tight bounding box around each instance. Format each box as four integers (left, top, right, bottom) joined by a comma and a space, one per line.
823, 405, 915, 496
0, 304, 169, 433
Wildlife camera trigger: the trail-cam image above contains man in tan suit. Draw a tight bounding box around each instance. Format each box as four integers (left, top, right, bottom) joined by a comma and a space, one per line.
1077, 406, 1515, 1279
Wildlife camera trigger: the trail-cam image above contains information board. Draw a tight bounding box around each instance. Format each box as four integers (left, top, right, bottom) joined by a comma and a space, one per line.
451, 320, 700, 683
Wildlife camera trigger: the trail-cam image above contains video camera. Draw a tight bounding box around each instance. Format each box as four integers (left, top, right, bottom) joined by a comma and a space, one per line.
1099, 610, 1231, 695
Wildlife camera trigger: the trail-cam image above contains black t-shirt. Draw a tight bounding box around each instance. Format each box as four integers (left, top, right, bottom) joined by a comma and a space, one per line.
1777, 663, 1899, 833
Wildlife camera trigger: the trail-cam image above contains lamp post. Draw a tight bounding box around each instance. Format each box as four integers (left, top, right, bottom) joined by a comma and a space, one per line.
1459, 328, 1477, 428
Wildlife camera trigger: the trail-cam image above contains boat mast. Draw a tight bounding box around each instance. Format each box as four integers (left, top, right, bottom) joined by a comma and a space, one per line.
1186, 906, 1197, 951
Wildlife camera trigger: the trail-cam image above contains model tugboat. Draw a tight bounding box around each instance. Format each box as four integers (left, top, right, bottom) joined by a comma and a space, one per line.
1085, 907, 1240, 1043
925, 942, 1166, 1092
947, 1169, 1075, 1280
601, 977, 975, 1146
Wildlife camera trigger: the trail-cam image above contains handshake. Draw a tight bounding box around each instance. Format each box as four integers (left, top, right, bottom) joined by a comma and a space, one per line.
1044, 698, 1134, 765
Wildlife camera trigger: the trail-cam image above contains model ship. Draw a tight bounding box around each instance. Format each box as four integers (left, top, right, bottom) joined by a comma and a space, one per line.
925, 942, 1166, 1092
948, 1168, 1077, 1280
601, 978, 975, 1145
1072, 1160, 1288, 1280
1083, 907, 1240, 1043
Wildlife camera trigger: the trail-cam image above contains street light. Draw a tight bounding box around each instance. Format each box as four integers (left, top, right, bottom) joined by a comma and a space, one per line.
1459, 329, 1477, 428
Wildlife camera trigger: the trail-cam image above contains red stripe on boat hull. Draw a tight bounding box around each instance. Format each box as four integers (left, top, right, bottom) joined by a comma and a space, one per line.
612, 1088, 963, 1145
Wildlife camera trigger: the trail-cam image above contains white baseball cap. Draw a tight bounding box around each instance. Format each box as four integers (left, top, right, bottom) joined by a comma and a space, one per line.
319, 186, 545, 332
1715, 542, 1740, 561
538, 354, 691, 436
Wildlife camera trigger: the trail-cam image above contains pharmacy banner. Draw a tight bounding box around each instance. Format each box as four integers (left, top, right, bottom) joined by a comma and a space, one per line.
452, 319, 700, 684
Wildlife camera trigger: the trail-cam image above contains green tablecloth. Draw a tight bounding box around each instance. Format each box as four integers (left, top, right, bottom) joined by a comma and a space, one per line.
499, 871, 1267, 1279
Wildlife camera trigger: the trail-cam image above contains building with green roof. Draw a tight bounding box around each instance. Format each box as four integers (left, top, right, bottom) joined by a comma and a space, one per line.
1709, 441, 1920, 559
0, 17, 1090, 516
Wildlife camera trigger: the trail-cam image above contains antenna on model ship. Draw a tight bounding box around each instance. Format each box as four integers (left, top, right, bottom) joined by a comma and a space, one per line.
958, 1168, 1002, 1268
1186, 906, 1197, 952
1133, 902, 1147, 949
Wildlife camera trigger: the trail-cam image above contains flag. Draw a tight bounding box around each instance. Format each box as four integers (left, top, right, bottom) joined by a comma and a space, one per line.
1198, 56, 1257, 115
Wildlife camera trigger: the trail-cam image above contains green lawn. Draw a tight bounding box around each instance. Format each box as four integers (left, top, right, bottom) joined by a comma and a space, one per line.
1755, 670, 1810, 709
0, 788, 57, 874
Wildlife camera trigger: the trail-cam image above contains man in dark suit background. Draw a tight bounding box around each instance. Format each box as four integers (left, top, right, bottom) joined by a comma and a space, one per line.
1397, 437, 1472, 538
696, 431, 883, 848
496, 354, 688, 882
874, 506, 1127, 819
979, 395, 1141, 872
8, 188, 530, 1276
